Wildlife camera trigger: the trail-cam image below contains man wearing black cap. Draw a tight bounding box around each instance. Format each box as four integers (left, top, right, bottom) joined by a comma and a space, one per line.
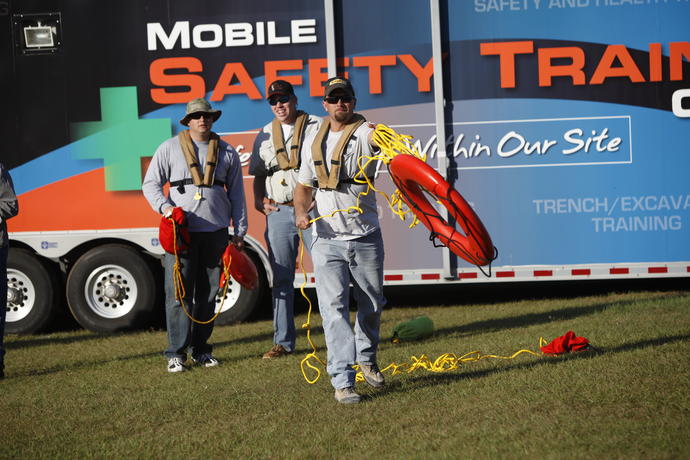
143, 98, 248, 373
294, 77, 387, 404
249, 80, 322, 359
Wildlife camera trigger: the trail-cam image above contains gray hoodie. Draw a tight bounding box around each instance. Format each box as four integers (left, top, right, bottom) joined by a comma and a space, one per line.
0, 164, 19, 248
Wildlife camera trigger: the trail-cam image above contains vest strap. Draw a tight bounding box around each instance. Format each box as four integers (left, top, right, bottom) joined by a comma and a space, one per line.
310, 114, 366, 190
178, 130, 220, 187
170, 178, 226, 194
271, 111, 309, 171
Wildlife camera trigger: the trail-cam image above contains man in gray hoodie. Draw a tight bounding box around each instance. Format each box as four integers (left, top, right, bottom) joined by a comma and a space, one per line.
143, 98, 248, 373
0, 163, 19, 379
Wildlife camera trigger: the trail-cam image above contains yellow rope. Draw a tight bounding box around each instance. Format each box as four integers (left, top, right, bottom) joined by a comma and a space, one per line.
308, 124, 425, 226
297, 124, 547, 384
170, 218, 229, 325
298, 230, 327, 384
365, 348, 542, 381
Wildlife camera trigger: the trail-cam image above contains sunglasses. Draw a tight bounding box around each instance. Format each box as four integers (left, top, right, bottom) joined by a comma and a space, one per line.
189, 112, 214, 120
324, 95, 354, 104
268, 95, 291, 105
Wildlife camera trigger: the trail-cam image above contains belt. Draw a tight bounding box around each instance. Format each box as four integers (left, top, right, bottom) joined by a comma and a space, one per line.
312, 176, 375, 189
268, 199, 294, 207
266, 165, 299, 176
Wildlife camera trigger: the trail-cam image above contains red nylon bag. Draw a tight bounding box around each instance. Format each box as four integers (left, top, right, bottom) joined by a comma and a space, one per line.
220, 244, 258, 290
158, 207, 191, 254
540, 331, 590, 355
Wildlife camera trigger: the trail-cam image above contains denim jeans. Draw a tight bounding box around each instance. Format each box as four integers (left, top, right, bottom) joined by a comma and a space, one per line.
162, 229, 227, 360
266, 204, 312, 352
311, 230, 386, 389
0, 245, 7, 373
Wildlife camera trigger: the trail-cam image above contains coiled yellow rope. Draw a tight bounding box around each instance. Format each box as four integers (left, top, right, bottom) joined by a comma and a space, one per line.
298, 124, 544, 384
308, 124, 426, 226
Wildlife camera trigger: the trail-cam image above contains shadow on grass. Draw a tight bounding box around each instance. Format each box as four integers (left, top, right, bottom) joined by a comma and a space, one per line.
379, 278, 689, 310
365, 333, 690, 401
427, 296, 651, 340
7, 324, 277, 351
6, 330, 281, 379
5, 333, 113, 349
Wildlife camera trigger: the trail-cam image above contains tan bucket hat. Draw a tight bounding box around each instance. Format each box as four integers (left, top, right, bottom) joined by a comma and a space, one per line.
179, 98, 222, 126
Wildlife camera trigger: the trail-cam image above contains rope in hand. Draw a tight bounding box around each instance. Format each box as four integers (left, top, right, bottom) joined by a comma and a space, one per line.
170, 219, 230, 325
297, 124, 529, 384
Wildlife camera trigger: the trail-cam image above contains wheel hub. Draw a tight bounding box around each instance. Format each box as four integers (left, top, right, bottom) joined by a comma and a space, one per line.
103, 282, 123, 301
84, 264, 138, 319
7, 286, 23, 305
6, 269, 35, 322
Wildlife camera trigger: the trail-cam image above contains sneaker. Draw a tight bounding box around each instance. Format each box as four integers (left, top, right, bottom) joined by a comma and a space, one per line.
192, 353, 220, 368
262, 344, 291, 359
167, 357, 187, 373
334, 387, 361, 404
359, 363, 385, 388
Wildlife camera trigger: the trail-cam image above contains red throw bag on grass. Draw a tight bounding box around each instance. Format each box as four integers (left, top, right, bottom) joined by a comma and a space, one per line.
220, 244, 258, 290
540, 331, 590, 355
158, 207, 191, 254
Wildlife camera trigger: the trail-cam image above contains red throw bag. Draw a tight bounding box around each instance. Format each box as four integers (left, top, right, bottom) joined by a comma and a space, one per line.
220, 244, 258, 290
158, 207, 191, 254
540, 331, 590, 355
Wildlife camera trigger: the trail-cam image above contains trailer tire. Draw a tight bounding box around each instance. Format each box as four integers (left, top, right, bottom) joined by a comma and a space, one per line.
66, 245, 157, 333
214, 249, 267, 325
5, 248, 59, 334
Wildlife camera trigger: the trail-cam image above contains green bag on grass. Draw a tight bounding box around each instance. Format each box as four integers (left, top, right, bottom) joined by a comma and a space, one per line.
391, 316, 434, 343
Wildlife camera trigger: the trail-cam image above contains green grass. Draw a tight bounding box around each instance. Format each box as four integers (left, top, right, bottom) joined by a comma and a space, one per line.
2, 287, 689, 459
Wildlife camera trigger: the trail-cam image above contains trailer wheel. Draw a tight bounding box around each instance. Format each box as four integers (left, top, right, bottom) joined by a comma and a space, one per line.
214, 249, 267, 325
66, 245, 157, 333
5, 248, 58, 334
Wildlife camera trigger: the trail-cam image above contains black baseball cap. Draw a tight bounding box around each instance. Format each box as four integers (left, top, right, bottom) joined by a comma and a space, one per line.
266, 80, 295, 99
323, 77, 355, 98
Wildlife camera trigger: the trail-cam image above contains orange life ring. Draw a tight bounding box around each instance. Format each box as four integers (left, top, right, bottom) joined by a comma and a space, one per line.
388, 154, 494, 266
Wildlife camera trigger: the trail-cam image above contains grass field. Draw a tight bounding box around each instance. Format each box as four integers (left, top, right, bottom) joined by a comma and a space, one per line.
2, 282, 689, 459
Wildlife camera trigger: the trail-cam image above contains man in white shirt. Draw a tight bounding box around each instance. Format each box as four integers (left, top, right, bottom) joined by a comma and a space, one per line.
249, 80, 322, 359
294, 77, 386, 404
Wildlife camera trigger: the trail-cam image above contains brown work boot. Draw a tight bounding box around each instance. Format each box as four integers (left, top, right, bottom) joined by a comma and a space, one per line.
262, 344, 291, 359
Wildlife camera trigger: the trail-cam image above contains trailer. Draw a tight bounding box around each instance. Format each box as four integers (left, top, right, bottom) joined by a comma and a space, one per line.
3, 0, 689, 334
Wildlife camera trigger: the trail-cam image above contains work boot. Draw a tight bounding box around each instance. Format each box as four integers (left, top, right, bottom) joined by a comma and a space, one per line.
334, 387, 361, 404
359, 363, 385, 387
262, 344, 291, 359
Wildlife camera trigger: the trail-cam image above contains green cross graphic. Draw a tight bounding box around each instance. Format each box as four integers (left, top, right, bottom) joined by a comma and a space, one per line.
71, 87, 171, 191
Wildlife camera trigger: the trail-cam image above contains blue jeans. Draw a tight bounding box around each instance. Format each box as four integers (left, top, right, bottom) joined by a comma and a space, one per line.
162, 229, 227, 360
311, 230, 386, 389
0, 245, 7, 373
265, 205, 311, 352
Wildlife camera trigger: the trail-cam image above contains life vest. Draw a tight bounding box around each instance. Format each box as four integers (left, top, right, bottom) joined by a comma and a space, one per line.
310, 113, 366, 190
271, 111, 309, 172
177, 130, 221, 187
